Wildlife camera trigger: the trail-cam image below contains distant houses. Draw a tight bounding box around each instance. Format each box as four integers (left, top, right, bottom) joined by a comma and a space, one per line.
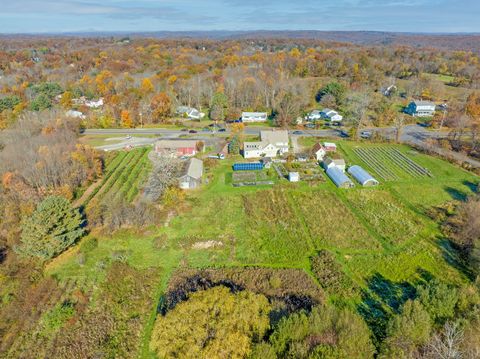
155, 140, 198, 158
65, 110, 86, 120
320, 108, 343, 122
243, 130, 289, 159
306, 108, 343, 123
176, 106, 205, 120
72, 97, 104, 108
405, 100, 436, 117
179, 158, 203, 189
241, 112, 268, 123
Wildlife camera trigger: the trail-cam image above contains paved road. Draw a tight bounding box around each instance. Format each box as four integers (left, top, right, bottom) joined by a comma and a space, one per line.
84, 125, 480, 168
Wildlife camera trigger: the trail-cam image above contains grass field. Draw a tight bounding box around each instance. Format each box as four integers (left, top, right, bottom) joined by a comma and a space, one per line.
46, 141, 479, 358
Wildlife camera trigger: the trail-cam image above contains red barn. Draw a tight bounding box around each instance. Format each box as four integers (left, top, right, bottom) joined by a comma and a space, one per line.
155, 140, 198, 157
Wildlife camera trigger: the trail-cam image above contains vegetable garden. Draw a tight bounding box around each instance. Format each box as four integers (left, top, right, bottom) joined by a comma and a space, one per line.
83, 148, 151, 206
354, 147, 432, 180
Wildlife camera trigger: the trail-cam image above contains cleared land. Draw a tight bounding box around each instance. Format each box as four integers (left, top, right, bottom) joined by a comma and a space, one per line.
46, 142, 479, 358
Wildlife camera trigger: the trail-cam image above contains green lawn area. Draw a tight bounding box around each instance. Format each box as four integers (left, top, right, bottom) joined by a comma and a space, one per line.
47, 141, 478, 358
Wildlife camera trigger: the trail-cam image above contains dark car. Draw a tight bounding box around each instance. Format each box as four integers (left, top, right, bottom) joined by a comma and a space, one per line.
189, 130, 197, 134
218, 128, 226, 132
292, 130, 303, 135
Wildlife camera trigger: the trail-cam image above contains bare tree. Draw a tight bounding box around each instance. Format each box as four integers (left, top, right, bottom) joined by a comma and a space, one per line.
142, 153, 182, 202
425, 322, 464, 359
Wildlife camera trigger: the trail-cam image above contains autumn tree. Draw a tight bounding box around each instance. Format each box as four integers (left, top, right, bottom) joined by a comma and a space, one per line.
16, 196, 85, 260
150, 92, 171, 123
140, 78, 154, 95
150, 286, 271, 359
120, 109, 133, 128
316, 81, 346, 106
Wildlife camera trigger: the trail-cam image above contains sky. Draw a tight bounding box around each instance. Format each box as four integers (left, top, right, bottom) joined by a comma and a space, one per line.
0, 0, 479, 34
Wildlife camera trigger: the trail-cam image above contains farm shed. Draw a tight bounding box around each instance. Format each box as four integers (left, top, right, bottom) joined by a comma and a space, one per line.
233, 162, 264, 171
323, 142, 337, 152
289, 172, 300, 182
323, 157, 346, 172
326, 167, 354, 188
179, 158, 203, 189
348, 165, 379, 187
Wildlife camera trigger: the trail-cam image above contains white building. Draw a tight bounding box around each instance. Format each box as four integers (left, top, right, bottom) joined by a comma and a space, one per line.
405, 101, 436, 117
306, 110, 322, 121
179, 158, 203, 189
65, 110, 86, 120
289, 172, 300, 182
243, 130, 290, 159
323, 157, 346, 172
312, 143, 326, 161
321, 108, 343, 122
177, 106, 205, 120
241, 112, 268, 123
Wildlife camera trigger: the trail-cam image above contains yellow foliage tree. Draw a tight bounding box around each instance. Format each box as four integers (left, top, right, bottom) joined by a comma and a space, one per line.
120, 109, 133, 128
150, 286, 271, 359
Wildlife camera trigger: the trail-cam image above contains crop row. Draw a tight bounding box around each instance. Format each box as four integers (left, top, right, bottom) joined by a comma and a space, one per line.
94, 149, 146, 203
354, 147, 431, 180
82, 151, 130, 206
112, 148, 150, 203
355, 148, 398, 180
125, 153, 151, 202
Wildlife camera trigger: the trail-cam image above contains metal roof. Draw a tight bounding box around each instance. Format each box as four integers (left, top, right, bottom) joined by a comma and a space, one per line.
348, 165, 379, 186
185, 158, 203, 180
326, 166, 354, 188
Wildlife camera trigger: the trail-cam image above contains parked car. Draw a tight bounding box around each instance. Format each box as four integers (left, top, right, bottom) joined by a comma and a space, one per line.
218, 128, 226, 132
360, 130, 373, 139
189, 130, 197, 134
305, 123, 315, 129
292, 130, 303, 135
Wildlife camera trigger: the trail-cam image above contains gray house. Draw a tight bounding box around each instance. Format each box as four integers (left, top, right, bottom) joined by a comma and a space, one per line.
179, 158, 203, 189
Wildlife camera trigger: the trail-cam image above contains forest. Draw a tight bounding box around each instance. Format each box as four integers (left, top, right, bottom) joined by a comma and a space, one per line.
1, 35, 480, 358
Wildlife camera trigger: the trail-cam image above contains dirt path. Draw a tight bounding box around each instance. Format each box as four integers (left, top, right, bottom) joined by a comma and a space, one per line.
73, 179, 103, 207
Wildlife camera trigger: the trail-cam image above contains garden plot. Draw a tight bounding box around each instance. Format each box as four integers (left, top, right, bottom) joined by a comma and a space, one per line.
83, 148, 151, 206
354, 147, 432, 181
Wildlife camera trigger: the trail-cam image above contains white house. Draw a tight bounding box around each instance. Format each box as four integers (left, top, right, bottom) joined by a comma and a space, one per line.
312, 143, 326, 161
260, 130, 289, 154
321, 108, 343, 122
323, 157, 346, 172
243, 130, 289, 159
65, 110, 86, 120
179, 158, 203, 189
241, 112, 268, 123
243, 142, 278, 159
306, 110, 322, 121
405, 100, 436, 117
177, 106, 205, 120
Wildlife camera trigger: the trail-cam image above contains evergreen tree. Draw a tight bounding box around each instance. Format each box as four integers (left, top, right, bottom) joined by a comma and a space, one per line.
16, 196, 85, 260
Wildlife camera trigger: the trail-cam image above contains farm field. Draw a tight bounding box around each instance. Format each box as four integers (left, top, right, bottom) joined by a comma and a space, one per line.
81, 147, 151, 207
46, 141, 479, 358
